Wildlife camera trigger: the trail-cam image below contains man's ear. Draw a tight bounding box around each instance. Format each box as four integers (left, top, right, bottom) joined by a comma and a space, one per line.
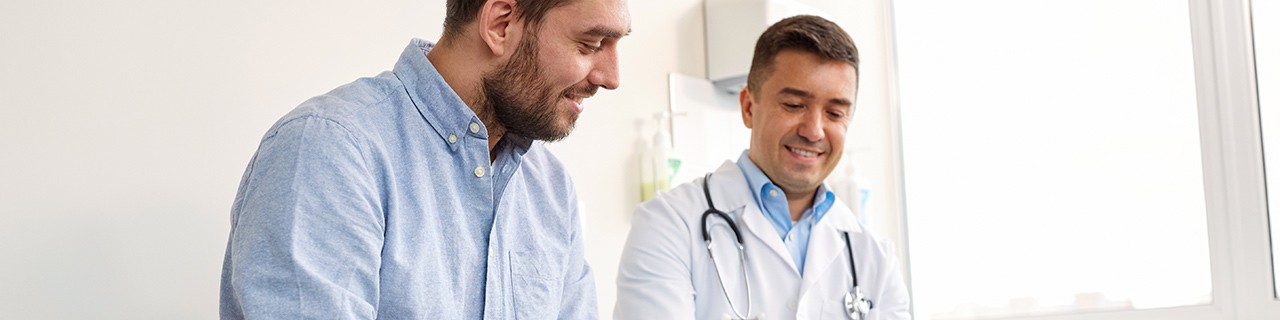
478, 0, 519, 57
739, 87, 755, 129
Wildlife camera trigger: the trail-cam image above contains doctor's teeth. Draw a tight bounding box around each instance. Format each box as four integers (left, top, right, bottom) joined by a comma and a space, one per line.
789, 147, 817, 157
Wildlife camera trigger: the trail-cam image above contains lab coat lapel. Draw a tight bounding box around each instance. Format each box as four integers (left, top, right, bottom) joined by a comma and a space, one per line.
708, 162, 798, 275
739, 203, 798, 274
799, 201, 859, 296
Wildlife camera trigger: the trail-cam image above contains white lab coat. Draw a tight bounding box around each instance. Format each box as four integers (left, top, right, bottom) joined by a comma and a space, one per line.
615, 161, 911, 320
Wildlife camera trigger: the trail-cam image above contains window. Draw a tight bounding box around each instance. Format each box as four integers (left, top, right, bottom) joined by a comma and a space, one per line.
893, 1, 1210, 319
886, 0, 1280, 318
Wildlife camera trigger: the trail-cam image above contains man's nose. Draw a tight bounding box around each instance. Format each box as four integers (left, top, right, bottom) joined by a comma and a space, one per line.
797, 110, 826, 142
588, 47, 621, 90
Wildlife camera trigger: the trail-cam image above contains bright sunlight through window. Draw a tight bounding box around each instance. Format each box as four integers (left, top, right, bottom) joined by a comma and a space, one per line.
894, 1, 1213, 319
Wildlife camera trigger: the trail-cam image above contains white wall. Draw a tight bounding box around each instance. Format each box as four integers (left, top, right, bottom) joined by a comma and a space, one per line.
0, 0, 442, 318
0, 0, 894, 318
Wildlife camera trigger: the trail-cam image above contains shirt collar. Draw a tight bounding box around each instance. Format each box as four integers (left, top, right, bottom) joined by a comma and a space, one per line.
392, 38, 490, 152
735, 150, 837, 225
736, 150, 775, 211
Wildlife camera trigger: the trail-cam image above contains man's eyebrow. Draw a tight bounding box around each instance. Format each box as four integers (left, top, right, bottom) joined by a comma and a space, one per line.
780, 87, 852, 106
779, 87, 813, 98
828, 98, 853, 107
585, 26, 631, 39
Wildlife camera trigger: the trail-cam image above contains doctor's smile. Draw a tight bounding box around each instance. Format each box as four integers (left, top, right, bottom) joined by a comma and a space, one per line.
786, 145, 823, 158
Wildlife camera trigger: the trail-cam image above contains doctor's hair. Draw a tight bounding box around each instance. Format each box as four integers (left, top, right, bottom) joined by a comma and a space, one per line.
746, 15, 860, 95
443, 0, 576, 38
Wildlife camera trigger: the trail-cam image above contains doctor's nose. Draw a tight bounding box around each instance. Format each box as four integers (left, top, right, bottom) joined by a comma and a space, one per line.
797, 111, 826, 142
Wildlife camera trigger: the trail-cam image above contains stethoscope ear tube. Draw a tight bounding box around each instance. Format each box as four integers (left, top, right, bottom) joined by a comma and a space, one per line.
701, 172, 753, 319
700, 173, 744, 244
702, 209, 744, 244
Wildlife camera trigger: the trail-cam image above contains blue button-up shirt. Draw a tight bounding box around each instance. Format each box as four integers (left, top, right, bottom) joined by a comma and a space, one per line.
220, 39, 596, 319
736, 151, 835, 274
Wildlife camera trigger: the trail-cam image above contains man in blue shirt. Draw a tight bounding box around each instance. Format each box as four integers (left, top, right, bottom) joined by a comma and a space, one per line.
614, 16, 910, 319
220, 0, 630, 318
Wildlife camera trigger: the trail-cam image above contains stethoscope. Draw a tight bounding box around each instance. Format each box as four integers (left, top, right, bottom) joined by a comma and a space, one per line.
700, 173, 873, 320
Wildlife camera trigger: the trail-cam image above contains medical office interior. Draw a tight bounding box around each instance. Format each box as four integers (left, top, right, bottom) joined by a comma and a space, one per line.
2, 0, 1279, 319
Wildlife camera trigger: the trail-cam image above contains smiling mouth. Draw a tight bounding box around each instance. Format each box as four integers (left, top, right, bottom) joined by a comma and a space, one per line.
564, 94, 586, 113
787, 146, 821, 158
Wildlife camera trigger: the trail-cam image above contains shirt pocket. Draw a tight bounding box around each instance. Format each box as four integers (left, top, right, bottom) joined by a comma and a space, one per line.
509, 250, 565, 319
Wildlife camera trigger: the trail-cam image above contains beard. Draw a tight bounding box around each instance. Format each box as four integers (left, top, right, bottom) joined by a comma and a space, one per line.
479, 31, 597, 142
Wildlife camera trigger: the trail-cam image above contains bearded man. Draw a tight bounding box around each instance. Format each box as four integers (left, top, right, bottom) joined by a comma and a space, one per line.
218, 0, 630, 318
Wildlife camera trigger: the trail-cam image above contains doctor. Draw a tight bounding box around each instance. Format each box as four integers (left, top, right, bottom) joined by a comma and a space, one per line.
615, 15, 909, 320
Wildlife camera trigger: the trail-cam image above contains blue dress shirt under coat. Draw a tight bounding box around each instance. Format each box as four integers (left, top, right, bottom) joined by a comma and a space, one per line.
736, 151, 835, 274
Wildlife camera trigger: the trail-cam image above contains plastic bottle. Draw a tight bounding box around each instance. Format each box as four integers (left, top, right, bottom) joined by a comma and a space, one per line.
639, 133, 656, 201
640, 112, 683, 201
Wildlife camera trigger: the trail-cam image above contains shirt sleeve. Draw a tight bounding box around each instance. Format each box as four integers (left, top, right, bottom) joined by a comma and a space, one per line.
221, 116, 384, 319
614, 195, 697, 319
557, 199, 599, 319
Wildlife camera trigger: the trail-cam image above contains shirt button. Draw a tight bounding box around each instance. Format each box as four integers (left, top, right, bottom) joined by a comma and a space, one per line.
787, 233, 794, 242
474, 166, 486, 177
769, 189, 778, 197
448, 134, 458, 144
470, 122, 481, 133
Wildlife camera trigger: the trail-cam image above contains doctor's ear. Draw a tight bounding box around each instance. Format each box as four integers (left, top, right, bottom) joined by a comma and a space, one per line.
478, 0, 519, 57
739, 87, 755, 129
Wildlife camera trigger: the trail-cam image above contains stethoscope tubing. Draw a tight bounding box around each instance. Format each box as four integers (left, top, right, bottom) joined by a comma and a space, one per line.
699, 172, 870, 320
701, 173, 753, 319
843, 232, 859, 287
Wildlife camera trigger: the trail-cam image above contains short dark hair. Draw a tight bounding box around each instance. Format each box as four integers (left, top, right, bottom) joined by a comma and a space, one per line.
443, 0, 577, 37
746, 15, 860, 94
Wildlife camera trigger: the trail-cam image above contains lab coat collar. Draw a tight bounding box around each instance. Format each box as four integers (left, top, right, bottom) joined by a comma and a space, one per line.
708, 161, 801, 275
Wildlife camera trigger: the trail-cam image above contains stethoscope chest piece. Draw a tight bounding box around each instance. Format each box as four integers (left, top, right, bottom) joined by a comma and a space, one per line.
844, 287, 871, 320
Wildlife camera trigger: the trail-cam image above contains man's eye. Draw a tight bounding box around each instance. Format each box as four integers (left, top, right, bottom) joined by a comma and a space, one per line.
783, 103, 803, 109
